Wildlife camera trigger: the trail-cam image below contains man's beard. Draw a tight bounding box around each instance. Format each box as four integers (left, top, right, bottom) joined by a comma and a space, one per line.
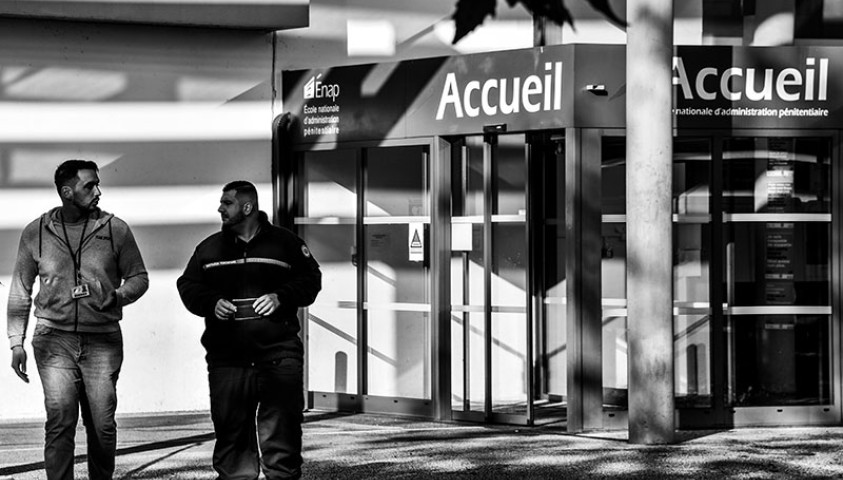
73, 198, 96, 214
222, 211, 245, 229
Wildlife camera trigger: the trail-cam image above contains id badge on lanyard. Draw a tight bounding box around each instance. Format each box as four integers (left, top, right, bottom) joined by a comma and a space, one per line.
61, 213, 91, 300
71, 283, 90, 299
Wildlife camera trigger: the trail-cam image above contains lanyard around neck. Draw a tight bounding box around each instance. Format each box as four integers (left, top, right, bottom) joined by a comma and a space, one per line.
59, 212, 89, 281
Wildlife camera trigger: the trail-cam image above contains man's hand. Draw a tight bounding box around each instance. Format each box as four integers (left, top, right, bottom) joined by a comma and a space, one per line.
253, 294, 280, 317
214, 299, 236, 320
100, 290, 120, 310
11, 346, 29, 383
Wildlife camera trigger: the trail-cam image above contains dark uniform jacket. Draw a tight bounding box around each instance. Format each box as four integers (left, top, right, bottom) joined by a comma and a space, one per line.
177, 212, 321, 366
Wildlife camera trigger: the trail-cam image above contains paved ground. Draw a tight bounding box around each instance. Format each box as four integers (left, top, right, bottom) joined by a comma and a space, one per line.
3, 411, 843, 479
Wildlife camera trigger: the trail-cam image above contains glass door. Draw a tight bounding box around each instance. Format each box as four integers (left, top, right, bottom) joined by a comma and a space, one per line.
532, 132, 567, 425
451, 133, 532, 425
722, 136, 836, 424
297, 143, 433, 414
364, 146, 431, 402
596, 133, 838, 428
298, 148, 360, 397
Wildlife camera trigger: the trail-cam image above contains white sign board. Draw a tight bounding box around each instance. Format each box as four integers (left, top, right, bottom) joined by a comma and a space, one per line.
409, 223, 424, 262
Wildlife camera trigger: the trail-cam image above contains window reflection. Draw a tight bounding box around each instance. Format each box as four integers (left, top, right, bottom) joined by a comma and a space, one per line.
601, 137, 713, 409
723, 137, 833, 408
723, 137, 830, 214
299, 150, 359, 395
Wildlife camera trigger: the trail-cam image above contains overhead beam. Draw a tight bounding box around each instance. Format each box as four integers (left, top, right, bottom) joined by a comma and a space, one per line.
0, 0, 309, 31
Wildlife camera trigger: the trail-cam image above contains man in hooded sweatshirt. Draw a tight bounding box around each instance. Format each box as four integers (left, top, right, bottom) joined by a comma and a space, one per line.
7, 159, 149, 480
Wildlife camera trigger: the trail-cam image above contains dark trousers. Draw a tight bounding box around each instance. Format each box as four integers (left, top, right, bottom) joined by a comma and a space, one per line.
32, 325, 123, 480
208, 358, 304, 480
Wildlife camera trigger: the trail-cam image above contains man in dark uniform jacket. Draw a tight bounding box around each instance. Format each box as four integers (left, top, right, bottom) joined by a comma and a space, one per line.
177, 180, 321, 480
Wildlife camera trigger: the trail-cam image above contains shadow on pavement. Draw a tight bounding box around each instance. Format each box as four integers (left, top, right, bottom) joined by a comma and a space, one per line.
0, 432, 214, 477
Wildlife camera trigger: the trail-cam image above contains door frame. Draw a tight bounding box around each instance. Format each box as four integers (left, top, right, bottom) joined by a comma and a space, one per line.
445, 132, 538, 426
284, 137, 442, 418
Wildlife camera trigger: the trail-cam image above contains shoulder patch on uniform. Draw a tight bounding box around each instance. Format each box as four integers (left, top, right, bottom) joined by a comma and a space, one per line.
301, 245, 311, 258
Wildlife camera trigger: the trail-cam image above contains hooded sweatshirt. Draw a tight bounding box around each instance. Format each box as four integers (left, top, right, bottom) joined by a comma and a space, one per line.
7, 207, 149, 348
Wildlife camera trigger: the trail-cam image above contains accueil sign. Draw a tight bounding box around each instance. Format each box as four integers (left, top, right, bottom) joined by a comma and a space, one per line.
431, 51, 832, 126
672, 53, 831, 122
673, 56, 828, 102
435, 61, 563, 120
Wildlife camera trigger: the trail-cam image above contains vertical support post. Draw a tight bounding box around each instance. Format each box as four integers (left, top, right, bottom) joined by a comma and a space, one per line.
626, 0, 675, 444
566, 128, 584, 432
483, 135, 495, 417
357, 149, 368, 402
432, 137, 453, 421
566, 128, 603, 432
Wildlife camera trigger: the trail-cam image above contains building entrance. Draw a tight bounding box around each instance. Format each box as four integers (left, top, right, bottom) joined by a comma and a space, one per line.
282, 42, 843, 430
292, 132, 567, 424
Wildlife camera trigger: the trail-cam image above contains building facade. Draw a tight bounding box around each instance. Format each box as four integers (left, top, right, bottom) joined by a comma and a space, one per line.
280, 42, 841, 429
1, 0, 842, 430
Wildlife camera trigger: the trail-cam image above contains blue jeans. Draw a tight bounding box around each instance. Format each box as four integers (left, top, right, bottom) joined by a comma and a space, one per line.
208, 358, 304, 480
32, 324, 123, 480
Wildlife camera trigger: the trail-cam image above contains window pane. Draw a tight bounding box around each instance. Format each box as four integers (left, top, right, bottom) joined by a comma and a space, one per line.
602, 137, 626, 216
723, 137, 830, 214
366, 146, 428, 217
364, 146, 430, 399
495, 135, 527, 216
730, 315, 831, 406
725, 222, 830, 307
300, 149, 358, 394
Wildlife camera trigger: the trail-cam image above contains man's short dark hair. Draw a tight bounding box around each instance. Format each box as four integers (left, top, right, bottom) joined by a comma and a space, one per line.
54, 160, 99, 192
223, 180, 259, 206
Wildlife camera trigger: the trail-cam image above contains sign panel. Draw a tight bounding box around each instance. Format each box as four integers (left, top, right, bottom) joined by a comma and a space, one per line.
283, 62, 423, 144
283, 46, 575, 143
283, 44, 843, 144
672, 46, 840, 129
408, 222, 424, 262
405, 47, 575, 136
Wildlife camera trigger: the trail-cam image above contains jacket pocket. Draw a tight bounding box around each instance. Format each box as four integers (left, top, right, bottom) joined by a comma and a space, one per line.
87, 278, 119, 314
36, 274, 73, 319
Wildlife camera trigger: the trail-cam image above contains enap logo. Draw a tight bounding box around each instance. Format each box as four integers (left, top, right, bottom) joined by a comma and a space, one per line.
304, 74, 341, 102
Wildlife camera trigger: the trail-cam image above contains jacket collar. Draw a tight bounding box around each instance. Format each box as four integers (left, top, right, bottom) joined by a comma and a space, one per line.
222, 211, 271, 244
43, 206, 113, 237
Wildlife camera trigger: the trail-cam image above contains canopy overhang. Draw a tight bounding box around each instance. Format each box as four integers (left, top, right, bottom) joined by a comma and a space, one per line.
0, 0, 309, 31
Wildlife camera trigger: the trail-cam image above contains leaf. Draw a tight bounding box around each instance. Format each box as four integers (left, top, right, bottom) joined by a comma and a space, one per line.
452, 0, 499, 44
512, 0, 574, 27
584, 0, 627, 28
451, 0, 626, 45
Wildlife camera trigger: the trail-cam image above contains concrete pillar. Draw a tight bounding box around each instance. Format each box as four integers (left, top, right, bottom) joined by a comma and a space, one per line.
626, 0, 675, 444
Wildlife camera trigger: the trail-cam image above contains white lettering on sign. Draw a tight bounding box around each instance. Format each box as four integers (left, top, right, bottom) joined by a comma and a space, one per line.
673, 56, 828, 102
436, 61, 563, 120
304, 74, 341, 102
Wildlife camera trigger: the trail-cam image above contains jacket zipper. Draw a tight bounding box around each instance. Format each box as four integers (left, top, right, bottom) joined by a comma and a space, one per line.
49, 214, 102, 332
